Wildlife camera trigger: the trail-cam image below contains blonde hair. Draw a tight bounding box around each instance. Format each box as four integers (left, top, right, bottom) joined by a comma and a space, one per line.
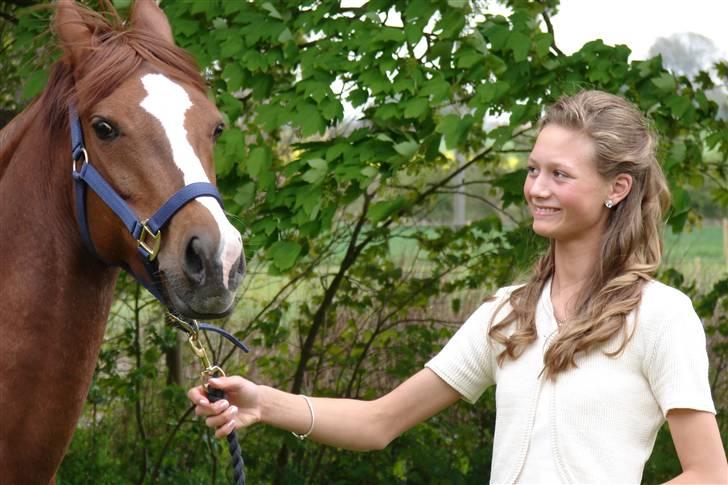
488, 90, 671, 379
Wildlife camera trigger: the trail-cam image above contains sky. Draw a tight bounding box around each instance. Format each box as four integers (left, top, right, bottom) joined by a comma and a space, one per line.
339, 0, 728, 63
551, 0, 728, 60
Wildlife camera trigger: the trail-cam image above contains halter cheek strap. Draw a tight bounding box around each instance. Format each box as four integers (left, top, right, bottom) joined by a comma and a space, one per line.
68, 107, 222, 303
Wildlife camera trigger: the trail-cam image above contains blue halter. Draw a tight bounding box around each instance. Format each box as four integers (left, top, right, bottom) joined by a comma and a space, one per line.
69, 106, 223, 304
69, 106, 249, 353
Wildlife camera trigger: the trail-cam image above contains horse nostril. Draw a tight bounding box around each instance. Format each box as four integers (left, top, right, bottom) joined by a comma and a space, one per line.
237, 253, 246, 276
183, 237, 205, 286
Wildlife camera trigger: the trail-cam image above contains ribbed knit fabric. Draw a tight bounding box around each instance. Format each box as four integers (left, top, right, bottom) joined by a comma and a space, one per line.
425, 279, 716, 484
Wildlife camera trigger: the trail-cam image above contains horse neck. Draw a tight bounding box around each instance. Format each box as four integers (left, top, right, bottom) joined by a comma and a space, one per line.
0, 109, 119, 480
1, 104, 120, 347
0, 104, 33, 181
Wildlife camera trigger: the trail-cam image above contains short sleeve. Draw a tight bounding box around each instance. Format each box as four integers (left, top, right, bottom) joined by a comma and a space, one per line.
644, 292, 716, 417
425, 289, 510, 404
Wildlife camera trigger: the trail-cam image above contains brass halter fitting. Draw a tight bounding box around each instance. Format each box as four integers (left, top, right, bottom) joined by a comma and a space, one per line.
166, 313, 225, 380
188, 333, 226, 380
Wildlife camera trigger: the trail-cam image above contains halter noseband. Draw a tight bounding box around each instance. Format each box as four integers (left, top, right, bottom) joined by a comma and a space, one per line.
69, 106, 223, 304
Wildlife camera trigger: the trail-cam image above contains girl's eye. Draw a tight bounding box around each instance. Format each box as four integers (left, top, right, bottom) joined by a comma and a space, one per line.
527, 166, 538, 175
554, 171, 568, 178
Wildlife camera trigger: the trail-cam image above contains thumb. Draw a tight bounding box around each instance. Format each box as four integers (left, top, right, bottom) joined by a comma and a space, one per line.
207, 376, 236, 391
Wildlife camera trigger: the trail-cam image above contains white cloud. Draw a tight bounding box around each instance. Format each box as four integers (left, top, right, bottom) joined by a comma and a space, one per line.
551, 0, 728, 60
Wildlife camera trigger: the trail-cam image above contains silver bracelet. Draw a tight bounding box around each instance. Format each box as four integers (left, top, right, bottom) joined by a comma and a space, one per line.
291, 395, 315, 441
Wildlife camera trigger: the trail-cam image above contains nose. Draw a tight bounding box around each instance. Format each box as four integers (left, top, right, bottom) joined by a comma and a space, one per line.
526, 173, 550, 199
183, 234, 213, 287
182, 232, 246, 289
229, 252, 246, 289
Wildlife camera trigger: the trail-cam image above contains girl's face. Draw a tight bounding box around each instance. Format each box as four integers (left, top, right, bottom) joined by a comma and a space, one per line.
524, 124, 612, 245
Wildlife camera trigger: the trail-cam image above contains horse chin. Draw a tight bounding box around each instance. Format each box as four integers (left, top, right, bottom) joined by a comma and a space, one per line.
167, 294, 235, 320
163, 282, 236, 320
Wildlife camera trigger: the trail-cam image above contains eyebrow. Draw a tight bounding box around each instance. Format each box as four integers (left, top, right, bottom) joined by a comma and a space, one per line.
527, 157, 573, 170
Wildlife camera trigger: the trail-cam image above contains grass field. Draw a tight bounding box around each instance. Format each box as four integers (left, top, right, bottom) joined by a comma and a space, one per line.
663, 220, 727, 288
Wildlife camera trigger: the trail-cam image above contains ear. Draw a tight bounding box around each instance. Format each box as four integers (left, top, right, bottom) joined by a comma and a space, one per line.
608, 173, 633, 206
54, 0, 94, 69
130, 0, 174, 45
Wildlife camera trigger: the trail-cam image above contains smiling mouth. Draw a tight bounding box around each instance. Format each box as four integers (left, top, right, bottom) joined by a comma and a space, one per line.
532, 206, 561, 215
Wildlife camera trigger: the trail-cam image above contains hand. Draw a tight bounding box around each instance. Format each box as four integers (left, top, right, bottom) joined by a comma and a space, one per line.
188, 375, 261, 438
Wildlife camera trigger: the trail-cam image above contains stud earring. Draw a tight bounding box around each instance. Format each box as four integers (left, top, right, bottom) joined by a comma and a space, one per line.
605, 199, 614, 209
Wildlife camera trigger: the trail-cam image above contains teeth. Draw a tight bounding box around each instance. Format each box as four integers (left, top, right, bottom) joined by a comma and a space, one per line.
533, 207, 559, 214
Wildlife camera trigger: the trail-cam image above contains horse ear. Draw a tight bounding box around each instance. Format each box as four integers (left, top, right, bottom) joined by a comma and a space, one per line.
54, 0, 93, 68
130, 0, 174, 45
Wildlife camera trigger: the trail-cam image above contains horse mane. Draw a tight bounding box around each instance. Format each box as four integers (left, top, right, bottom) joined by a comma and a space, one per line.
0, 1, 206, 177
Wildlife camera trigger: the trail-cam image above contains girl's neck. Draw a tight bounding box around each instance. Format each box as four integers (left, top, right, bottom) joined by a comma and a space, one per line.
552, 236, 601, 290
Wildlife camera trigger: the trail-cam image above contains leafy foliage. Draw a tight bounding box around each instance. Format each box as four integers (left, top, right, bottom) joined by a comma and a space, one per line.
1, 0, 726, 482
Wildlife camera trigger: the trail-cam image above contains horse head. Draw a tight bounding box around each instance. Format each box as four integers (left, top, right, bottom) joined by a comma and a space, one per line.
55, 0, 244, 318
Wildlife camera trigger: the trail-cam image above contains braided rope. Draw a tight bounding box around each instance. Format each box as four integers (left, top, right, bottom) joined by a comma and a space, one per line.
226, 431, 245, 485
208, 387, 246, 485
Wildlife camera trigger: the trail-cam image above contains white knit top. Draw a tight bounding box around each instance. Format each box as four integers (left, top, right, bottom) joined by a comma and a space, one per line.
425, 279, 716, 484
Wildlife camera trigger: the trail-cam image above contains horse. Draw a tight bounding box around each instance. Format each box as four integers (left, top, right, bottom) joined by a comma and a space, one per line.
0, 0, 245, 481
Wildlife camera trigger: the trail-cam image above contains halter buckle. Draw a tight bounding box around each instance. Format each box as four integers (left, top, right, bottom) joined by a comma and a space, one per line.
72, 147, 88, 173
138, 219, 161, 261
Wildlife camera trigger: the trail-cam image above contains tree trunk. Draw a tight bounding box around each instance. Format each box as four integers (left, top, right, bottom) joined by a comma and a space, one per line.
165, 331, 184, 385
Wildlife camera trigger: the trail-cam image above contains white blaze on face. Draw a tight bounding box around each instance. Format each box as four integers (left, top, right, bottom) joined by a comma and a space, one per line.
140, 73, 242, 288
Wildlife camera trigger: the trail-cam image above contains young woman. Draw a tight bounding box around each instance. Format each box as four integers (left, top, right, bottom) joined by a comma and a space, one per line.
189, 91, 727, 483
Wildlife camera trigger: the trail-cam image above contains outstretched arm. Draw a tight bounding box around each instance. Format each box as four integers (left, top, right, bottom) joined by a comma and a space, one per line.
189, 368, 461, 451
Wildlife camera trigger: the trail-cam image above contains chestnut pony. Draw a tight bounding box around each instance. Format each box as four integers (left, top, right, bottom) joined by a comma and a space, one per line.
0, 0, 245, 481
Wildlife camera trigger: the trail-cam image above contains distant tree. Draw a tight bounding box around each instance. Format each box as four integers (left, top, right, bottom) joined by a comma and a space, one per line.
648, 32, 722, 78
649, 32, 728, 119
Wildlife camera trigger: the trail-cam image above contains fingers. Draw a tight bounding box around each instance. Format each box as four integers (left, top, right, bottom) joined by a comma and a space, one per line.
187, 385, 207, 405
194, 397, 231, 417
205, 403, 239, 438
215, 418, 238, 438
187, 378, 251, 439
205, 404, 238, 429
188, 385, 230, 417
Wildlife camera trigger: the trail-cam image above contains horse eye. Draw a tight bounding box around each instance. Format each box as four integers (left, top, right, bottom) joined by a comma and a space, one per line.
92, 119, 119, 141
213, 123, 225, 141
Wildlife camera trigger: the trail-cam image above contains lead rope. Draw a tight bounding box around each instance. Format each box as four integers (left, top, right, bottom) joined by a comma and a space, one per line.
167, 314, 247, 485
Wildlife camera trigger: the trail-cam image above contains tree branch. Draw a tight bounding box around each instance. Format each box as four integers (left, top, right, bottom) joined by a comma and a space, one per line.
0, 10, 18, 24
541, 9, 565, 57
290, 191, 373, 394
433, 188, 519, 224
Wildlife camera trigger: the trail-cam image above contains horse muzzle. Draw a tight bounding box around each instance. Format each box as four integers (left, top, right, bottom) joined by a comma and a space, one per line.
161, 230, 245, 318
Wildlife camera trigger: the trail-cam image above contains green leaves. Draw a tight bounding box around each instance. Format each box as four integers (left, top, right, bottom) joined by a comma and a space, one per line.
403, 97, 429, 119
393, 140, 419, 159
292, 100, 326, 137
367, 197, 406, 223
436, 114, 475, 149
508, 32, 531, 62
246, 146, 272, 178
267, 240, 302, 271
651, 72, 677, 93
494, 169, 528, 208
220, 35, 243, 58
302, 158, 328, 184
22, 69, 48, 100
